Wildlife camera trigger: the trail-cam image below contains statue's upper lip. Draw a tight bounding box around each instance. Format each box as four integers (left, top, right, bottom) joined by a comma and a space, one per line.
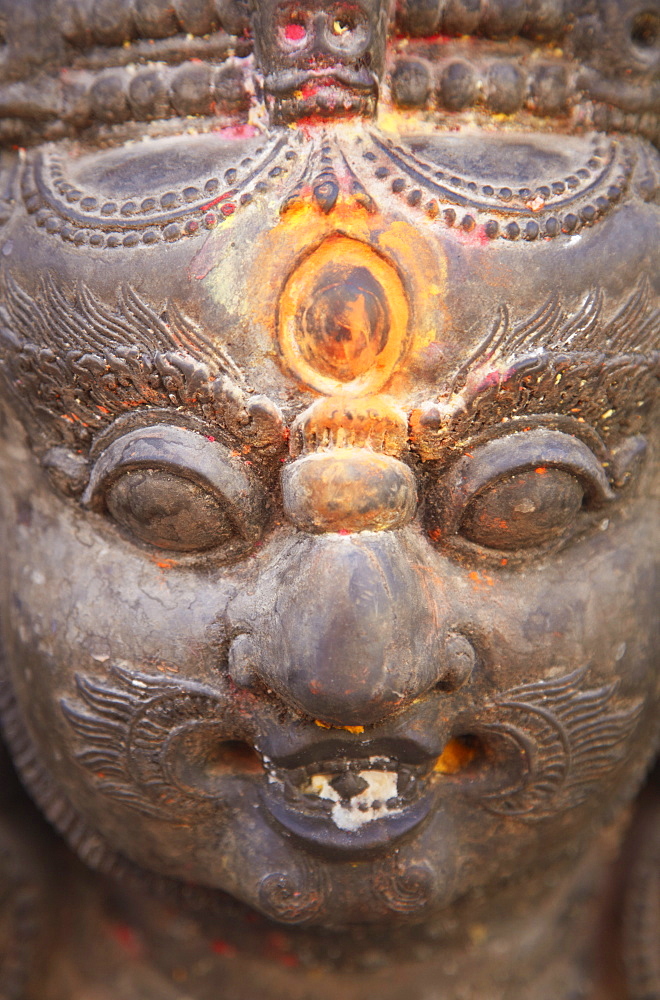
264, 735, 439, 771
264, 67, 377, 95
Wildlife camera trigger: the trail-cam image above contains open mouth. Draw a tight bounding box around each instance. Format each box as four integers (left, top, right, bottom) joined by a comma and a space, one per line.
264, 70, 378, 121
259, 742, 438, 854
299, 79, 355, 101
165, 724, 485, 855
274, 81, 376, 117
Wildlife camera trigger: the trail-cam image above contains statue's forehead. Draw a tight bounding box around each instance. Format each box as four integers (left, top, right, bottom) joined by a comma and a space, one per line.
18, 129, 650, 319
1, 121, 657, 462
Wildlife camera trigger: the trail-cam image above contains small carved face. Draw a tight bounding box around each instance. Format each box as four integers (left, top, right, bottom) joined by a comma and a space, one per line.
0, 125, 658, 931
252, 0, 390, 121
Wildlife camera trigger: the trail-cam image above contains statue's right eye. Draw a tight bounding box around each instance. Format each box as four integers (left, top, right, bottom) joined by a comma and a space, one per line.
83, 424, 265, 559
105, 469, 237, 552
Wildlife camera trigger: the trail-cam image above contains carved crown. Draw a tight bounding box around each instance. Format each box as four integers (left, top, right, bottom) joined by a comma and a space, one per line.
0, 0, 656, 146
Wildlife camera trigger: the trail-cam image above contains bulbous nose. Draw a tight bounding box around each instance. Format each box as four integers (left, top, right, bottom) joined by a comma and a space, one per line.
282, 449, 417, 533
283, 396, 416, 534
227, 532, 475, 727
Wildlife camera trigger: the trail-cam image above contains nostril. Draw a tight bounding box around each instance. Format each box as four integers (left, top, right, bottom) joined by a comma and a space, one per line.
168, 736, 264, 798
436, 632, 476, 692
206, 740, 264, 774
228, 633, 259, 688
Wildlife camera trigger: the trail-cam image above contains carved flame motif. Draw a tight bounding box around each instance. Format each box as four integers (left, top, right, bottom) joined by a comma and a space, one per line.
410, 277, 659, 462
62, 665, 236, 821
475, 667, 644, 819
0, 273, 285, 455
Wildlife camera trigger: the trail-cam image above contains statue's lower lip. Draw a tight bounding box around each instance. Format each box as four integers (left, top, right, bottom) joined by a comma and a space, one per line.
258, 756, 435, 855
259, 785, 434, 854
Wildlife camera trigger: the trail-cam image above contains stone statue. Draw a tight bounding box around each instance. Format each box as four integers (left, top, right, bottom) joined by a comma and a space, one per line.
0, 0, 657, 996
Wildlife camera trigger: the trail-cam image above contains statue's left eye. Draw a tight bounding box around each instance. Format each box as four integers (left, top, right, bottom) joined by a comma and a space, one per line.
105, 469, 236, 552
332, 17, 352, 35
459, 467, 585, 551
425, 427, 615, 557
324, 9, 369, 52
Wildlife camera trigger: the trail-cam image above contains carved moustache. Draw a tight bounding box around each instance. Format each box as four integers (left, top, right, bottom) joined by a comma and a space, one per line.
264, 67, 378, 95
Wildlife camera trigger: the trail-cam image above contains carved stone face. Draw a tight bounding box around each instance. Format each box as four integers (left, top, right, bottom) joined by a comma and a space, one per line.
251, 0, 391, 122
0, 117, 657, 931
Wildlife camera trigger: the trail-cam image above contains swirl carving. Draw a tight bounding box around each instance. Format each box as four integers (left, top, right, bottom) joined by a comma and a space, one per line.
258, 864, 329, 925
373, 854, 435, 916
62, 664, 253, 821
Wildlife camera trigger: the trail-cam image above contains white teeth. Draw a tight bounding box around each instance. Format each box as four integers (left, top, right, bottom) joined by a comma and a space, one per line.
302, 770, 401, 831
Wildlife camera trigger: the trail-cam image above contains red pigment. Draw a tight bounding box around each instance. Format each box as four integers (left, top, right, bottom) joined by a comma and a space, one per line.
393, 32, 453, 44
296, 114, 350, 130
267, 931, 288, 949
200, 190, 237, 212
474, 225, 492, 246
109, 923, 142, 960
211, 939, 238, 958
477, 370, 502, 391
449, 224, 491, 248
264, 930, 299, 968
284, 23, 306, 42
214, 124, 259, 140
276, 954, 300, 969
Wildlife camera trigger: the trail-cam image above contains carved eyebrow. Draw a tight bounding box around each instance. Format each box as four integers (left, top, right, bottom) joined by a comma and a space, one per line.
454, 276, 658, 387
0, 273, 284, 457
411, 277, 660, 460
2, 271, 657, 467
0, 271, 244, 378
